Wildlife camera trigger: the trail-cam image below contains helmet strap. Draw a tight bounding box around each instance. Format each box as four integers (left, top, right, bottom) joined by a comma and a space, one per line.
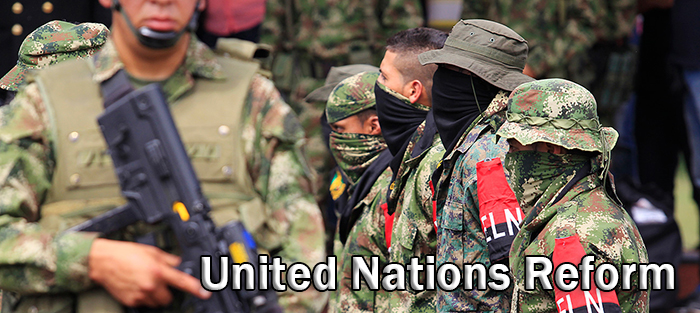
112, 0, 201, 50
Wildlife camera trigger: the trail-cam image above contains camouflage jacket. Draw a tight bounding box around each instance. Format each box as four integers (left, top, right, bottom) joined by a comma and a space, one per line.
388, 121, 445, 313
509, 173, 649, 313
0, 37, 327, 313
461, 0, 636, 81
334, 167, 392, 313
433, 91, 512, 312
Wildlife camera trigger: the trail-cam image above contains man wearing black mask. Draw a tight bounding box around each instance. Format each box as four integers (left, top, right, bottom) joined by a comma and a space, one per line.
418, 20, 533, 312
374, 27, 447, 311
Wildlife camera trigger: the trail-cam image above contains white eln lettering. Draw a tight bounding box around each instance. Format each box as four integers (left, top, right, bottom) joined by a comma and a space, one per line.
556, 294, 574, 313
489, 212, 506, 240
504, 208, 523, 236
481, 215, 491, 242
584, 288, 605, 313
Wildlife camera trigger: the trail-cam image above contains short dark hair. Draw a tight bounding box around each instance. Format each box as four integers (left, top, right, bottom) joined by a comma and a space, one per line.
356, 108, 377, 123
386, 28, 448, 88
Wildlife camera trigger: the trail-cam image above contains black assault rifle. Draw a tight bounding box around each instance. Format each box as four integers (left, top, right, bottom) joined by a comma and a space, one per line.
70, 74, 282, 313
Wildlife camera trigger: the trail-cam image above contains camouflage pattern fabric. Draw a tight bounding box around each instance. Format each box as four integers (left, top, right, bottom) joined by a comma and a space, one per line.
261, 0, 424, 107
506, 164, 649, 313
326, 72, 380, 124
328, 132, 387, 186
433, 91, 513, 312
333, 167, 392, 313
498, 78, 648, 313
460, 0, 636, 84
387, 123, 444, 313
497, 79, 618, 154
0, 37, 327, 313
0, 20, 109, 91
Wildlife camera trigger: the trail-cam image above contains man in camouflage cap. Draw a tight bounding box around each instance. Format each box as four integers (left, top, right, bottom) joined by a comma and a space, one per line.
497, 78, 649, 312
0, 20, 108, 105
325, 71, 395, 312
301, 64, 378, 256
418, 19, 533, 312
0, 0, 325, 312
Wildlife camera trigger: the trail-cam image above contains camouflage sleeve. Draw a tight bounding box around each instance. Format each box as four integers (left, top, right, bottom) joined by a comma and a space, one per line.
242, 75, 327, 313
0, 83, 98, 294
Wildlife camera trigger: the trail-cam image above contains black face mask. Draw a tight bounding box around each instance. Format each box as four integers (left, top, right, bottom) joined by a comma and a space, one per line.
374, 81, 429, 157
432, 66, 501, 153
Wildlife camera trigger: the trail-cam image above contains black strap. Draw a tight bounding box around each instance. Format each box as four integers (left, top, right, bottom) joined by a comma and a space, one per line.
551, 161, 592, 205
100, 70, 134, 109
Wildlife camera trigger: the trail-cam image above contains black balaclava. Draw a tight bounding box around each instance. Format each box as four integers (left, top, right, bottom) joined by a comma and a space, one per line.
431, 66, 501, 153
374, 81, 429, 157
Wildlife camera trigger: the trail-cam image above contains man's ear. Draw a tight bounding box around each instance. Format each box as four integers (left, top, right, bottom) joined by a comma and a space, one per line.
407, 80, 423, 104
366, 115, 382, 136
98, 0, 112, 9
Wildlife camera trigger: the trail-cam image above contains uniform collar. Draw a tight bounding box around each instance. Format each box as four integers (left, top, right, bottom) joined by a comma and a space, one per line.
92, 36, 226, 101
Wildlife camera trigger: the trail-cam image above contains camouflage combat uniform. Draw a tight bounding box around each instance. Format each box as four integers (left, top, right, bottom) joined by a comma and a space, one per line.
324, 71, 394, 313
0, 36, 326, 313
334, 168, 392, 313
496, 79, 649, 313
387, 120, 444, 313
417, 19, 534, 312
461, 0, 637, 117
0, 21, 109, 92
432, 92, 513, 312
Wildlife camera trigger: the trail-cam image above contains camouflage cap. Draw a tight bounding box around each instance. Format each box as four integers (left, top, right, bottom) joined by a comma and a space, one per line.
0, 21, 109, 91
305, 64, 379, 103
325, 71, 380, 124
497, 78, 618, 153
418, 19, 534, 91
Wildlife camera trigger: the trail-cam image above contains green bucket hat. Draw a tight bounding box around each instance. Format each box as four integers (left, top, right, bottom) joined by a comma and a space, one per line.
305, 64, 379, 103
418, 19, 534, 91
0, 21, 109, 91
325, 71, 380, 124
496, 78, 618, 154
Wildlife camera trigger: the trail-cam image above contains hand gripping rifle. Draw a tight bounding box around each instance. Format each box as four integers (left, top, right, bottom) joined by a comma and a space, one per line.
70, 71, 283, 313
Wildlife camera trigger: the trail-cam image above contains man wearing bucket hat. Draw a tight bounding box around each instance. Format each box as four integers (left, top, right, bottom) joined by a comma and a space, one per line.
498, 79, 649, 312
324, 71, 395, 312
0, 21, 109, 106
371, 27, 448, 312
417, 19, 534, 312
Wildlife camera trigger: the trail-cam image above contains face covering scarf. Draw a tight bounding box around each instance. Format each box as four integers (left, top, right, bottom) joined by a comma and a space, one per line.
503, 150, 590, 214
329, 131, 388, 186
374, 81, 429, 157
431, 66, 500, 154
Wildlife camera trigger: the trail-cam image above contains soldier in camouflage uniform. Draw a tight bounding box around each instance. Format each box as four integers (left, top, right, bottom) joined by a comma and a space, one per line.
497, 79, 649, 312
418, 19, 534, 312
323, 71, 394, 312
0, 21, 109, 104
262, 0, 424, 106
460, 0, 637, 119
372, 27, 447, 312
302, 64, 378, 255
0, 0, 326, 312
